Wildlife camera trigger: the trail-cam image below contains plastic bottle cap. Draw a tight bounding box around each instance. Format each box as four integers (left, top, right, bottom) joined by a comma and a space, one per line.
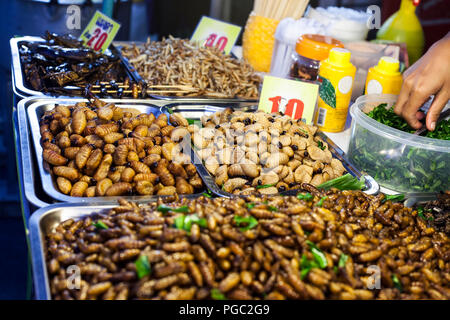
374, 56, 400, 75
327, 48, 352, 67
295, 34, 344, 61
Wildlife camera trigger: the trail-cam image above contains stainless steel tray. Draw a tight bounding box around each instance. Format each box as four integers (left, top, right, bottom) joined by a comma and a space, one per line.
29, 203, 116, 300
10, 36, 48, 98
22, 97, 257, 205
12, 36, 260, 103
181, 108, 379, 197
11, 37, 140, 99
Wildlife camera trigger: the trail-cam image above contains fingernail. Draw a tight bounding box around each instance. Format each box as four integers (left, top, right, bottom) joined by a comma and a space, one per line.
430, 122, 436, 131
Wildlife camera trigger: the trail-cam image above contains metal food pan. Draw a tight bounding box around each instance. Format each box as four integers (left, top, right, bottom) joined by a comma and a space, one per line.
10, 36, 48, 98
29, 203, 116, 300
10, 37, 140, 99
23, 97, 257, 204
179, 107, 379, 197
12, 37, 259, 103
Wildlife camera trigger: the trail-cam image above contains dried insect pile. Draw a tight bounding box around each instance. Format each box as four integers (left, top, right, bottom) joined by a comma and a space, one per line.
190, 108, 347, 195
39, 98, 203, 197
121, 37, 261, 99
45, 186, 449, 300
20, 32, 132, 96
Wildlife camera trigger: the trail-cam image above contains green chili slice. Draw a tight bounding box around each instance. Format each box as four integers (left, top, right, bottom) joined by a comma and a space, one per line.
234, 215, 258, 231
210, 288, 226, 300
157, 204, 189, 214
93, 220, 108, 230
135, 255, 151, 279
297, 193, 313, 201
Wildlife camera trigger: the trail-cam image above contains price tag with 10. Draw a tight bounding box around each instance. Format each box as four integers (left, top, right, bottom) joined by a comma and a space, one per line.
258, 75, 319, 124
80, 11, 121, 53
191, 16, 242, 55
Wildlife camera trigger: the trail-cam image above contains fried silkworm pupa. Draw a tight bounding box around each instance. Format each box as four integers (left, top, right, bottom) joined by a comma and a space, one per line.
75, 144, 93, 169
70, 181, 88, 197
121, 167, 136, 183
56, 177, 72, 195
85, 186, 96, 197
86, 149, 103, 173
113, 145, 128, 166
103, 144, 116, 154
135, 180, 154, 195
98, 107, 114, 121
133, 173, 159, 184
104, 132, 124, 144
95, 123, 119, 137
43, 149, 68, 166
96, 178, 113, 196
64, 147, 80, 160
169, 113, 189, 127
55, 105, 71, 118
70, 134, 87, 147
175, 177, 194, 194
156, 186, 176, 196
154, 161, 175, 186
105, 182, 133, 196
71, 108, 87, 135
94, 154, 113, 181
53, 166, 79, 181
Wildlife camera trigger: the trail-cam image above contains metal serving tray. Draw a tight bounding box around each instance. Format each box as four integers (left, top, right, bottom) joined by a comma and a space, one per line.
11, 36, 48, 98
12, 37, 260, 103
10, 37, 139, 99
179, 107, 379, 197
22, 97, 257, 206
29, 203, 116, 300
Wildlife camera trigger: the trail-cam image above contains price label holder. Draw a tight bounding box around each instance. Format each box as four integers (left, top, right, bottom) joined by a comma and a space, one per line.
191, 16, 242, 55
80, 11, 121, 53
258, 75, 320, 124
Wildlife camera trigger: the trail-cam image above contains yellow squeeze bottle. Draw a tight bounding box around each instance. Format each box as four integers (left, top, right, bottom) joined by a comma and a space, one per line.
315, 48, 356, 133
365, 56, 403, 95
376, 0, 424, 64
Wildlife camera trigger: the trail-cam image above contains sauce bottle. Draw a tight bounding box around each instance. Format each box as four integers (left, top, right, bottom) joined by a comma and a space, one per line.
365, 56, 403, 95
376, 0, 424, 64
315, 48, 356, 133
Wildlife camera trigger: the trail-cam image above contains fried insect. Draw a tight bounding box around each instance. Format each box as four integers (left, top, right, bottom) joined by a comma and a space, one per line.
39, 100, 202, 197
43, 149, 68, 166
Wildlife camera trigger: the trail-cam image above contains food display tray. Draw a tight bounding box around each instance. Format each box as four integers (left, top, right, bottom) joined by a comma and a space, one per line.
11, 37, 259, 103
11, 36, 129, 99
29, 203, 116, 300
20, 97, 257, 207
182, 105, 380, 197
10, 36, 48, 99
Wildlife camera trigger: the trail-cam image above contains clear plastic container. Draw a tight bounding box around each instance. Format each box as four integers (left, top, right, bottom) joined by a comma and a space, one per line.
347, 94, 450, 196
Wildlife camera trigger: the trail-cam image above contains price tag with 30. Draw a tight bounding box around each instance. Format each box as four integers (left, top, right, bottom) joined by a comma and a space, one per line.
258, 76, 319, 124
80, 11, 121, 53
191, 16, 242, 54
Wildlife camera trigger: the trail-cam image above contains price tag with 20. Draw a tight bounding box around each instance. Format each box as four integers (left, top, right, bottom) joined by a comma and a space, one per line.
80, 11, 121, 53
191, 16, 242, 55
258, 75, 319, 124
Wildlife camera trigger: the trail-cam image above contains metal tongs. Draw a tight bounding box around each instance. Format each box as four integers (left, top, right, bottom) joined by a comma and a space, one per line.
413, 108, 450, 136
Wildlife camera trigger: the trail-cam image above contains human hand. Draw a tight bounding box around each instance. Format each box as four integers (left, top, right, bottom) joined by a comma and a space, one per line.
394, 33, 450, 131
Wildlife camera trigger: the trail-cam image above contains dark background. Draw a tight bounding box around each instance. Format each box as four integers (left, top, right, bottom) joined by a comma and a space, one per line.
0, 0, 448, 300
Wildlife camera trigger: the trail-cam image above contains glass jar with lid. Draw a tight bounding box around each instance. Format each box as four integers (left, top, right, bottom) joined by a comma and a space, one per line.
290, 34, 344, 81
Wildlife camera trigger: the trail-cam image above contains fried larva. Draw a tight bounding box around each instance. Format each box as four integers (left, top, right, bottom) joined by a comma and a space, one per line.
105, 182, 132, 196
56, 177, 72, 195
75, 144, 93, 169
39, 100, 202, 197
43, 149, 68, 166
53, 166, 79, 181
71, 108, 86, 135
70, 181, 88, 197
